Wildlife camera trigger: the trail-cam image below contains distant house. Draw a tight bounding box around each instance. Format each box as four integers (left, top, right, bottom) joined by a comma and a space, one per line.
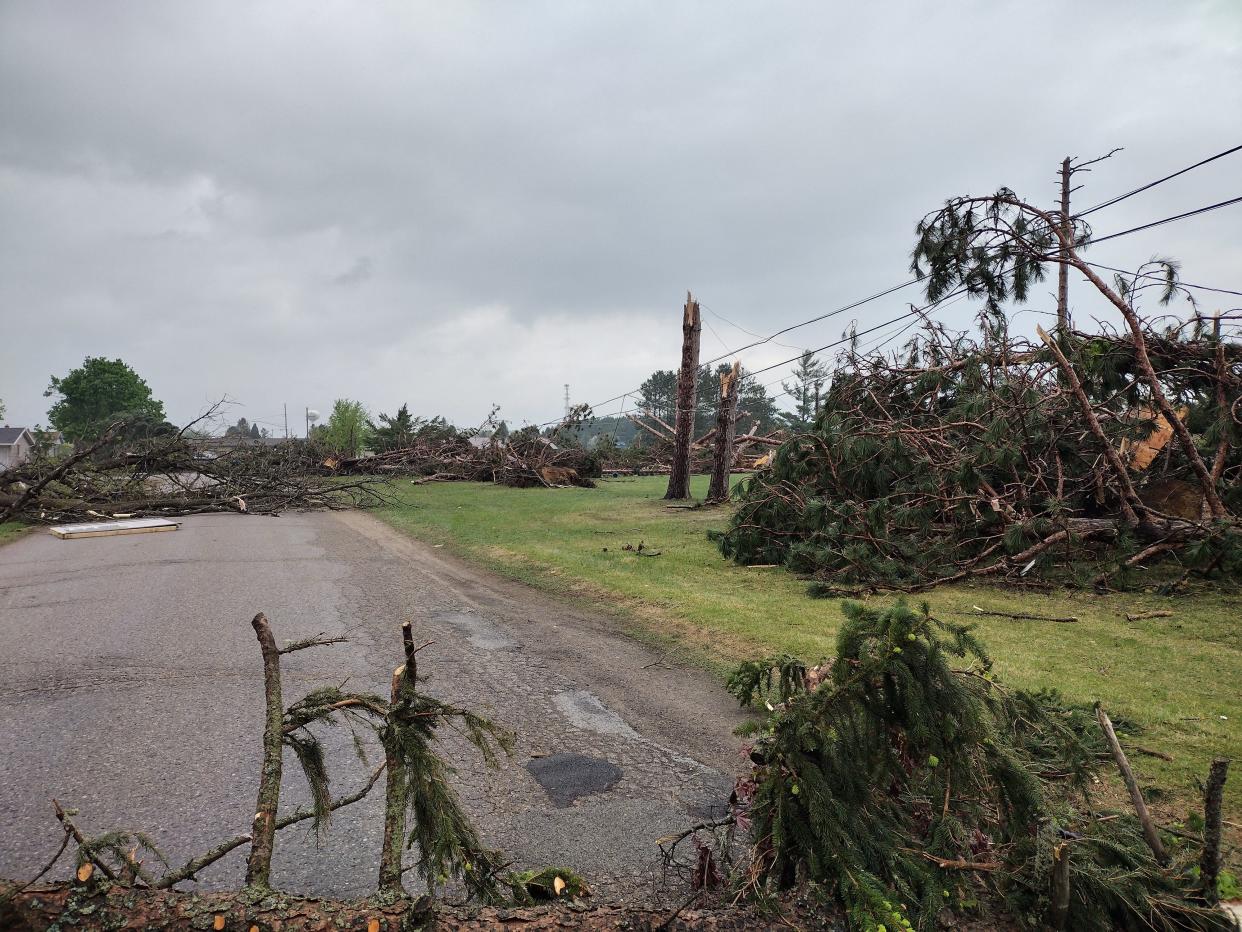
0, 427, 35, 471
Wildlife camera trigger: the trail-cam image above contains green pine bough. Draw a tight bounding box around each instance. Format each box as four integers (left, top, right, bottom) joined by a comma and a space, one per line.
725, 600, 1230, 931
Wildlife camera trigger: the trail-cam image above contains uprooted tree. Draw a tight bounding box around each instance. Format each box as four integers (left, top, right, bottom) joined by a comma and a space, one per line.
0, 612, 591, 928
699, 600, 1232, 931
717, 187, 1239, 591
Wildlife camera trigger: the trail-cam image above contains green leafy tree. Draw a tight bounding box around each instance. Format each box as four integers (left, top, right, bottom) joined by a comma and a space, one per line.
225, 417, 251, 437
0, 397, 6, 421
779, 349, 830, 430
45, 357, 166, 444
323, 399, 371, 457
250, 422, 261, 439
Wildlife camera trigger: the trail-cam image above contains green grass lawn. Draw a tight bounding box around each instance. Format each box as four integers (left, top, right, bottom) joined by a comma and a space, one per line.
375, 476, 1240, 820
0, 521, 31, 547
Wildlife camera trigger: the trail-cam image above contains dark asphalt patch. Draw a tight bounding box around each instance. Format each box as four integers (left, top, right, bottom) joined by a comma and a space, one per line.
525, 753, 622, 807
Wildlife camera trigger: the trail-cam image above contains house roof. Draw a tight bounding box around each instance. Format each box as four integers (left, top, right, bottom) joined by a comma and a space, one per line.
0, 427, 33, 445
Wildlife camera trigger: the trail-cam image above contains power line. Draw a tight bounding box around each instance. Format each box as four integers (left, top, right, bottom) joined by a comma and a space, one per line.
535, 187, 1240, 427
1076, 143, 1242, 218
700, 279, 921, 370
1083, 261, 1242, 298
1087, 194, 1242, 245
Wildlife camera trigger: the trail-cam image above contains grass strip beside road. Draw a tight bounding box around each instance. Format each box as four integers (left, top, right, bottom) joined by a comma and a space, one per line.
0, 521, 31, 547
375, 476, 1240, 819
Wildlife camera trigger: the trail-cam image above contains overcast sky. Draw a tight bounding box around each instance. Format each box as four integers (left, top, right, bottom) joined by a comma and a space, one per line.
2, 1, 1239, 434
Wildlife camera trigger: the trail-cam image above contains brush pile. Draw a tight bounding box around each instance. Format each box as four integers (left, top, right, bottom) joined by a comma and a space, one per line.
725, 600, 1231, 931
333, 430, 602, 488
0, 425, 387, 525
716, 314, 1241, 592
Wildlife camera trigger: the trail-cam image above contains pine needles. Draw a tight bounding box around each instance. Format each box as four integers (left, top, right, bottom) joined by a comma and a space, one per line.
716, 314, 1241, 592
729, 600, 1230, 931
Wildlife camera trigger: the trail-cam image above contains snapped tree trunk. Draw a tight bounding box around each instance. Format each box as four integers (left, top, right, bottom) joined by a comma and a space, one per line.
1199, 757, 1229, 905
707, 361, 741, 504
665, 292, 701, 500
245, 612, 284, 888
378, 621, 418, 892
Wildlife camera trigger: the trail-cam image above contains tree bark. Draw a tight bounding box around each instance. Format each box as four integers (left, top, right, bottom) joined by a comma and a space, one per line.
1199, 757, 1229, 905
1056, 156, 1072, 332
706, 362, 740, 504
379, 622, 420, 892
1049, 841, 1071, 930
245, 612, 283, 889
665, 293, 701, 500
1096, 705, 1167, 865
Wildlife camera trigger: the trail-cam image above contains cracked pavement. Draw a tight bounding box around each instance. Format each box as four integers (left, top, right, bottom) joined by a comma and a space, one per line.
0, 510, 748, 903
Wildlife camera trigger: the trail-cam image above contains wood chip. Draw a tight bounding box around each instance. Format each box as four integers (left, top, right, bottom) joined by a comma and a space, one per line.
75, 862, 93, 883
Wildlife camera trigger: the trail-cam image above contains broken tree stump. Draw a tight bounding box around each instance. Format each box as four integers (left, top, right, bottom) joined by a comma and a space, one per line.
665, 292, 701, 501
706, 361, 741, 505
245, 612, 284, 889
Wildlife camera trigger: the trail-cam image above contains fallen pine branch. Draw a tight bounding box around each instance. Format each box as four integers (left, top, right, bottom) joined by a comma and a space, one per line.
957, 606, 1079, 623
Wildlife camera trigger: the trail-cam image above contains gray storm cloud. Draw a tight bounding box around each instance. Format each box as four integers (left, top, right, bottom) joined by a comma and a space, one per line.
1, 0, 1239, 432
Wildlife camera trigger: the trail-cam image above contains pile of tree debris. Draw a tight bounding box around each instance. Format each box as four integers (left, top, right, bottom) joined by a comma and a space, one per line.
332, 425, 603, 489
718, 188, 1239, 592
625, 401, 785, 475
697, 600, 1233, 931
0, 421, 387, 525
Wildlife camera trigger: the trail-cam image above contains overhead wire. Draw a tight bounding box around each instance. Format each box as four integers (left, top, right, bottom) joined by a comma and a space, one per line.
535, 179, 1242, 427
1075, 143, 1242, 218
1087, 195, 1242, 245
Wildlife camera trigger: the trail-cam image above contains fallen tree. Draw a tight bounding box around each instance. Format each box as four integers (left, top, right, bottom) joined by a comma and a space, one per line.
0, 415, 388, 525
716, 188, 1240, 592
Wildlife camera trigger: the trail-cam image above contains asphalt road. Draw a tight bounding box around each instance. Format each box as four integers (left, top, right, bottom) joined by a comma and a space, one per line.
0, 511, 746, 902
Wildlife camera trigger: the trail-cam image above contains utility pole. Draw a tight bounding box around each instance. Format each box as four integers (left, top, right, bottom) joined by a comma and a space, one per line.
564, 384, 570, 419
665, 291, 702, 500
305, 407, 310, 440
283, 403, 288, 440
1057, 156, 1072, 332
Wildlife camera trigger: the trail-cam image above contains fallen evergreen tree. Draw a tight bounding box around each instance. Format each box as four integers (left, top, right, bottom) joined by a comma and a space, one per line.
723, 600, 1232, 931
716, 187, 1240, 592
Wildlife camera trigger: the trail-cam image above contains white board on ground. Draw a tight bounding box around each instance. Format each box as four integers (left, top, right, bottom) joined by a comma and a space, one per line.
50, 518, 181, 540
